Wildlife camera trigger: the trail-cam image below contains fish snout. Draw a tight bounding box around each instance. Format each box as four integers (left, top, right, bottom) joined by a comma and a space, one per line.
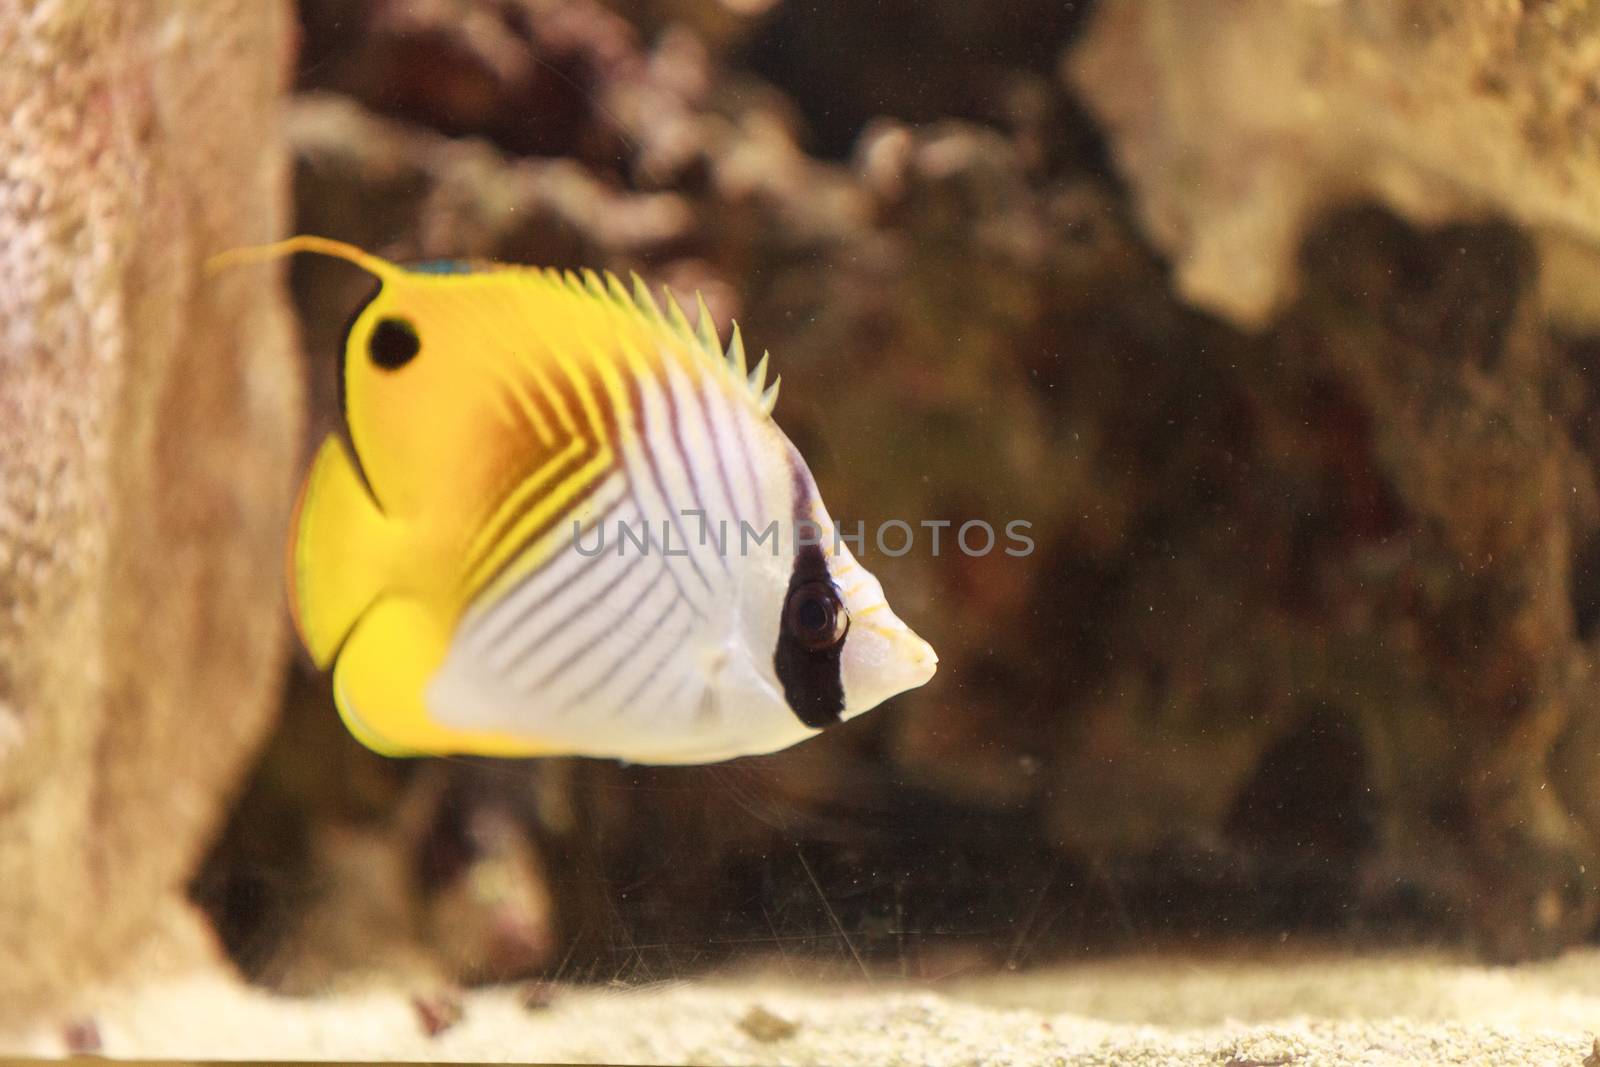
839, 609, 938, 719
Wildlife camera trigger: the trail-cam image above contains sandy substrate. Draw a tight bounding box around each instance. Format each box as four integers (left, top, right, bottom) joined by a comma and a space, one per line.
6, 948, 1600, 1065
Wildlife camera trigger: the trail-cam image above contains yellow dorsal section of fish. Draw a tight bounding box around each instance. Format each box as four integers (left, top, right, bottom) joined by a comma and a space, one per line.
215, 236, 778, 408
221, 235, 778, 595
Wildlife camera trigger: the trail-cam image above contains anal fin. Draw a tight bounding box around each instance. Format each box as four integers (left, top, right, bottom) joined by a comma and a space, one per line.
334, 596, 558, 758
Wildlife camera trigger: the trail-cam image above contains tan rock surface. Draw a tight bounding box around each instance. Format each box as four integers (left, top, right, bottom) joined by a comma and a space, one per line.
1071, 0, 1600, 328
0, 0, 301, 1022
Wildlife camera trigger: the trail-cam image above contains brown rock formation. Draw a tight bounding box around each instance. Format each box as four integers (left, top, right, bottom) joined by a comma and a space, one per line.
0, 0, 302, 1020
1070, 0, 1600, 328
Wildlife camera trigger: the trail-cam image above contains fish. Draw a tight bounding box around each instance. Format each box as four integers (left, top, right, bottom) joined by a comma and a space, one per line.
225, 236, 937, 764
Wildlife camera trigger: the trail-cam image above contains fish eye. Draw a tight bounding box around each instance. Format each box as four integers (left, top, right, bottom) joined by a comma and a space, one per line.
783, 580, 848, 651
368, 316, 419, 370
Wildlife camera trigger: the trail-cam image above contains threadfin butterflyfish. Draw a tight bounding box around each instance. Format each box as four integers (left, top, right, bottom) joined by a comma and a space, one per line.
226, 237, 936, 764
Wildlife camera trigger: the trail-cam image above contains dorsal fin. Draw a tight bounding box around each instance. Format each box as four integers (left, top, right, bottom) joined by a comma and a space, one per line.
747, 347, 768, 394
662, 289, 696, 345
574, 267, 779, 415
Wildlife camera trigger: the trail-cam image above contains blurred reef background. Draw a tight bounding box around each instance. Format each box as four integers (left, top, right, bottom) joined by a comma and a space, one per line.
14, 0, 1600, 1028
194, 0, 1600, 986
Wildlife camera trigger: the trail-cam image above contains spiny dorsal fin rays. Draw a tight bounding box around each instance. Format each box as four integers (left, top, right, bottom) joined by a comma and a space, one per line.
629, 272, 654, 317
663, 289, 698, 350
560, 269, 590, 304
573, 269, 631, 337
734, 327, 778, 412
695, 292, 737, 376
511, 263, 775, 416
586, 270, 638, 340
745, 345, 767, 394
682, 294, 780, 414
547, 265, 640, 342
728, 322, 749, 379
608, 269, 774, 414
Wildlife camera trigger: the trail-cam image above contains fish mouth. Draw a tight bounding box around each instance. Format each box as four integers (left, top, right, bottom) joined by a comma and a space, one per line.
839, 624, 938, 720
900, 632, 939, 690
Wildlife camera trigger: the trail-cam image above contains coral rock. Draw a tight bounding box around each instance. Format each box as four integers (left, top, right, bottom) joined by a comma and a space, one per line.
0, 0, 301, 1021
1070, 0, 1600, 328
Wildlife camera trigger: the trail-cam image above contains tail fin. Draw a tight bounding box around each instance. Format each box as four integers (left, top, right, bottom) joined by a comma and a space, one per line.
288, 436, 397, 667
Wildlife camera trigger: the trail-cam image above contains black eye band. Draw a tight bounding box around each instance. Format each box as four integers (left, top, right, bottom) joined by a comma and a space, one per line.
368, 316, 420, 370
773, 459, 848, 729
